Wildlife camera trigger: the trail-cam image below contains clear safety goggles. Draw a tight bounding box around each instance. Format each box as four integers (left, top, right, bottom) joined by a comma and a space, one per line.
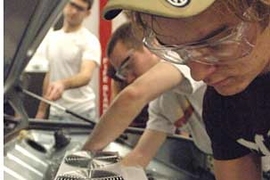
115, 49, 134, 81
143, 22, 257, 64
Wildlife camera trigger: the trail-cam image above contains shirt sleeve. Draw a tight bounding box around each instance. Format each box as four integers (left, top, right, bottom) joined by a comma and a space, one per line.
147, 91, 185, 134
161, 61, 205, 95
82, 32, 101, 66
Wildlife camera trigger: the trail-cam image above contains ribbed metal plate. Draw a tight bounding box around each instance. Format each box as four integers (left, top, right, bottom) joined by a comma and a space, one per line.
56, 169, 124, 180
64, 151, 119, 168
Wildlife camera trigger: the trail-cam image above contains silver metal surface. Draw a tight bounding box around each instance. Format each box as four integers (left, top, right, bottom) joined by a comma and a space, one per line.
4, 133, 51, 180
4, 127, 215, 180
56, 169, 124, 180
64, 151, 119, 168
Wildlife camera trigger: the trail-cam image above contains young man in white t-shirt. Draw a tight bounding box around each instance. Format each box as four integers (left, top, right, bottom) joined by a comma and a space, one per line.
35, 0, 101, 121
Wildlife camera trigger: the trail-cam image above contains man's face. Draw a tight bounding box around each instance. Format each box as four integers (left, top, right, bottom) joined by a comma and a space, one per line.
109, 41, 160, 84
141, 3, 270, 96
63, 0, 90, 27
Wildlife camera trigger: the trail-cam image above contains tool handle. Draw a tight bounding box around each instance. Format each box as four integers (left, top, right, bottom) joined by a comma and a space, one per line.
65, 109, 96, 126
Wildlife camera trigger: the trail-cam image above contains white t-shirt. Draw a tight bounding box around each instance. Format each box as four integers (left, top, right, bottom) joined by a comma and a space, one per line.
43, 27, 101, 117
147, 62, 212, 154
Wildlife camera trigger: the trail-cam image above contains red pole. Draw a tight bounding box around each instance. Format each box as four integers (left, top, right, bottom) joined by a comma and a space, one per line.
99, 0, 112, 116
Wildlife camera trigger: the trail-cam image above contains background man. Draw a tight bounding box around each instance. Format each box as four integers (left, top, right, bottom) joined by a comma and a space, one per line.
83, 22, 212, 168
35, 0, 101, 121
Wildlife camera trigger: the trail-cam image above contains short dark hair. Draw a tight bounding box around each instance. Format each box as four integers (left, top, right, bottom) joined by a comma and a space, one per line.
106, 22, 144, 82
82, 0, 94, 10
106, 22, 143, 58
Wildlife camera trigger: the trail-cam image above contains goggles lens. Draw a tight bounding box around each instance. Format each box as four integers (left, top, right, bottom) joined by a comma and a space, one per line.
143, 22, 256, 64
115, 49, 134, 81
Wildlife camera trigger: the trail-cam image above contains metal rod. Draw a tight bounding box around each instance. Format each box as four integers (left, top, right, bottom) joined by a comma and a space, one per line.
22, 89, 96, 126
22, 89, 65, 111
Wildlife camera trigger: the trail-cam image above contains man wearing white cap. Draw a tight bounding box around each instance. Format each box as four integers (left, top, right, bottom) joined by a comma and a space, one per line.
84, 1, 270, 180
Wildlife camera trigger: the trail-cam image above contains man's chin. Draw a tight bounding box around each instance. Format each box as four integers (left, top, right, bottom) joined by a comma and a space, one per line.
214, 86, 246, 96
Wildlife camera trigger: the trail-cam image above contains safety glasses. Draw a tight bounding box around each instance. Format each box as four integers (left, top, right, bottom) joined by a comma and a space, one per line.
115, 49, 134, 81
143, 22, 257, 64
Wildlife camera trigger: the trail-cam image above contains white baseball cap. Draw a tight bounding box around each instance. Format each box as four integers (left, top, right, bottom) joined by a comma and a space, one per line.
103, 0, 216, 20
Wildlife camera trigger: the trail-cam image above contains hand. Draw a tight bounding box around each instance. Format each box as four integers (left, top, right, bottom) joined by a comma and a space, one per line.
45, 81, 65, 101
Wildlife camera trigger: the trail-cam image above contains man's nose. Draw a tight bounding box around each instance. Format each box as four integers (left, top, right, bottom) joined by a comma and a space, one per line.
187, 61, 217, 81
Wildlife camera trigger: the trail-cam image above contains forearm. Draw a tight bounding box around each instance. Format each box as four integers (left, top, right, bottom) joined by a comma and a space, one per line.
83, 62, 183, 151
121, 130, 167, 167
82, 86, 148, 151
60, 73, 91, 90
62, 60, 96, 90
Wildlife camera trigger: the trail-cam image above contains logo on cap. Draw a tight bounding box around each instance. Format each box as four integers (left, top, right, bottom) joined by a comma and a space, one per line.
166, 0, 190, 7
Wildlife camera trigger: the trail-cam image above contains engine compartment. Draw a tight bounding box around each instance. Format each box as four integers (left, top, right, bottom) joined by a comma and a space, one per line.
4, 120, 215, 180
